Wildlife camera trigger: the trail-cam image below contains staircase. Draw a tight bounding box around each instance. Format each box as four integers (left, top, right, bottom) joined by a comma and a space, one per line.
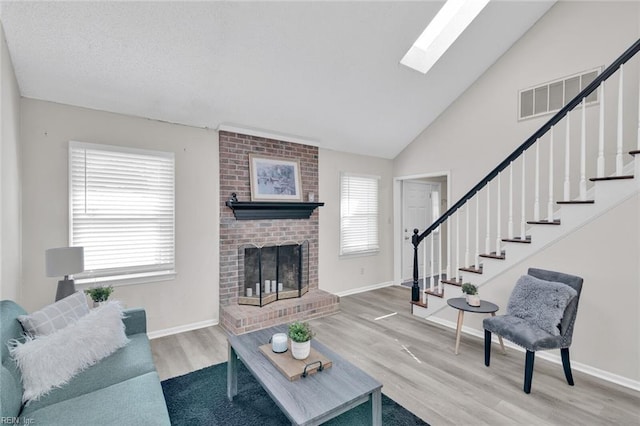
410, 39, 640, 318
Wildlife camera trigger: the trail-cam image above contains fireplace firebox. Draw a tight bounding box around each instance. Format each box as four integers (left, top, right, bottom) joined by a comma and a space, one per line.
238, 241, 309, 307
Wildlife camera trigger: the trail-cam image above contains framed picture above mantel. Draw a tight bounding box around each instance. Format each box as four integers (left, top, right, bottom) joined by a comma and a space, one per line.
249, 154, 302, 201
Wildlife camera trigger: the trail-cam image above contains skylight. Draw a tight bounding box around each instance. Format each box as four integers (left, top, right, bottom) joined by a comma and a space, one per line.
400, 0, 490, 74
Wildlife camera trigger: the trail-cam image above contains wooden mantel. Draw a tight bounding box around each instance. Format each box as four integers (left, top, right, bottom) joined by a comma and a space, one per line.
225, 198, 324, 220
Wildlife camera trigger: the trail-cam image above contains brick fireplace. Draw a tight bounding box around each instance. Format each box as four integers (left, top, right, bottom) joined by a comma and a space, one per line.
219, 131, 339, 334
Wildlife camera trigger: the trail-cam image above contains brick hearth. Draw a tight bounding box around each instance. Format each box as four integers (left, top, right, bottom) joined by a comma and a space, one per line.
219, 131, 339, 334
221, 289, 339, 335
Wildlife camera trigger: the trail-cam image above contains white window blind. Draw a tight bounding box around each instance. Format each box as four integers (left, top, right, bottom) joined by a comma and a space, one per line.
69, 141, 175, 283
340, 173, 379, 255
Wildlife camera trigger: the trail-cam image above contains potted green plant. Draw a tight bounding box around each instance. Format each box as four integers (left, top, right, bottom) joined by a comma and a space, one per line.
461, 283, 480, 307
288, 321, 314, 360
85, 285, 114, 308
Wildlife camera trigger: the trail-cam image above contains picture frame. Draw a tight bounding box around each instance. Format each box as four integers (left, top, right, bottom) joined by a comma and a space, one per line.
249, 154, 302, 201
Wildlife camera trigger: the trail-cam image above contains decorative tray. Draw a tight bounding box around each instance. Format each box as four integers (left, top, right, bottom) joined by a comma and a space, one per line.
259, 344, 332, 381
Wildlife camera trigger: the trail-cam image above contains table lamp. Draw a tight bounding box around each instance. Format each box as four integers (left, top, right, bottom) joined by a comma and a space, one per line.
46, 247, 84, 301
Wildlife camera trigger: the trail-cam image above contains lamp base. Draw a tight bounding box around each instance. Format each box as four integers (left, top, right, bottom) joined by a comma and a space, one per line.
55, 279, 76, 301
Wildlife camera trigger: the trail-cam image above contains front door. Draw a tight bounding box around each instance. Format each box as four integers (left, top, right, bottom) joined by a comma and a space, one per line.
402, 181, 431, 283
402, 180, 443, 284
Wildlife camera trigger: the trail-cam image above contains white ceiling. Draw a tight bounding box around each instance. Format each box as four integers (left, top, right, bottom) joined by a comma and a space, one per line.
0, 1, 554, 159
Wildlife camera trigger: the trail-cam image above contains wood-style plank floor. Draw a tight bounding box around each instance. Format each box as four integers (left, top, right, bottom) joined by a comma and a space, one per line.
150, 286, 640, 425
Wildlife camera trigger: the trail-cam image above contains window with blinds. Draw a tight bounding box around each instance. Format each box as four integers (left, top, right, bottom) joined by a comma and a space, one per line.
69, 141, 175, 284
340, 173, 379, 256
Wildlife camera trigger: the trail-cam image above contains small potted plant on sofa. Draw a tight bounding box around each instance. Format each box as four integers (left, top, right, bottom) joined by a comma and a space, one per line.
288, 321, 314, 360
461, 283, 480, 307
85, 285, 114, 308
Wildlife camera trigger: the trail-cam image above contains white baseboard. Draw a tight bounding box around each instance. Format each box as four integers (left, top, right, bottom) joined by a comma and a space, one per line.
333, 281, 394, 298
425, 316, 640, 392
148, 319, 219, 340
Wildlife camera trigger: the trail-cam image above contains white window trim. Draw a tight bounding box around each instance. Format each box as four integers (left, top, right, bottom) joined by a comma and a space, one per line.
339, 172, 380, 257
69, 141, 176, 287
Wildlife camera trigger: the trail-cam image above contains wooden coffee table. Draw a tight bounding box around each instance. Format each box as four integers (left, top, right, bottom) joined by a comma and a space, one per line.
227, 325, 382, 426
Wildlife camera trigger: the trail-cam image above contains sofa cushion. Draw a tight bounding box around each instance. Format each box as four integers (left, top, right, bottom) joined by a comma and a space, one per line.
10, 302, 129, 403
17, 291, 89, 337
1, 365, 22, 419
21, 333, 156, 415
21, 372, 171, 426
484, 315, 563, 351
1, 301, 27, 365
0, 300, 27, 419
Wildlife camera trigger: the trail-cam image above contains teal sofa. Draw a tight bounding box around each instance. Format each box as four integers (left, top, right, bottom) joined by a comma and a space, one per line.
0, 300, 170, 425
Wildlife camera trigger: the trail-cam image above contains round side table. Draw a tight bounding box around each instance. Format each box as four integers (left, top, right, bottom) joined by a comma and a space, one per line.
447, 297, 505, 355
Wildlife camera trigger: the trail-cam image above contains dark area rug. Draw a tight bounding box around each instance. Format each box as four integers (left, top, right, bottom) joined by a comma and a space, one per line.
161, 362, 428, 425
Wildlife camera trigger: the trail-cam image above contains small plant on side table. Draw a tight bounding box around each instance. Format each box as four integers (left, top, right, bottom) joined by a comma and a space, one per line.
85, 285, 114, 307
288, 321, 314, 360
461, 283, 480, 307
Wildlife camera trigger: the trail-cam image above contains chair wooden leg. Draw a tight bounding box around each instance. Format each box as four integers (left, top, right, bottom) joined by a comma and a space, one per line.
561, 347, 575, 386
484, 330, 491, 366
524, 351, 535, 394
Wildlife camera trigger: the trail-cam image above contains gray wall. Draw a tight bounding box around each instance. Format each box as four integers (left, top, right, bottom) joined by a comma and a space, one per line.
20, 99, 220, 333
0, 22, 21, 301
318, 148, 394, 295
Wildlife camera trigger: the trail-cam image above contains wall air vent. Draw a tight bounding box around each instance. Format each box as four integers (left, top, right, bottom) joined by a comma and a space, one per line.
519, 67, 602, 120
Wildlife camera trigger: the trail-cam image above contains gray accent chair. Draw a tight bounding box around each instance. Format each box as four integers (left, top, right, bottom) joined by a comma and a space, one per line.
483, 268, 583, 394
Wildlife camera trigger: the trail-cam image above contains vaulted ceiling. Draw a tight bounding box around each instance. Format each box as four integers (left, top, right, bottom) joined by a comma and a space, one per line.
0, 1, 554, 158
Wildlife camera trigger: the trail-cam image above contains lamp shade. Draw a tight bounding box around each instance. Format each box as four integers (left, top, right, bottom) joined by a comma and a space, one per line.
45, 247, 84, 277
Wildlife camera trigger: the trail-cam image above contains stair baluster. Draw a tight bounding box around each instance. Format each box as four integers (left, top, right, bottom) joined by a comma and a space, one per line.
437, 226, 443, 295
534, 142, 540, 220
580, 98, 587, 200
597, 81, 606, 177
495, 172, 502, 253
617, 64, 624, 175
429, 228, 434, 292
508, 163, 514, 239
465, 204, 470, 268
564, 113, 571, 200
485, 184, 491, 254
521, 151, 527, 239
548, 127, 555, 220
475, 196, 480, 268
456, 211, 460, 282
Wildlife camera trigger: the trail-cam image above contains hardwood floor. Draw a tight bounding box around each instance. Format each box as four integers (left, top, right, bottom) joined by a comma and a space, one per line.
151, 286, 639, 425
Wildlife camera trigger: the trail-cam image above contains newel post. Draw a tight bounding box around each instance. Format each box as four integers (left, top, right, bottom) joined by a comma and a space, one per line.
411, 229, 420, 302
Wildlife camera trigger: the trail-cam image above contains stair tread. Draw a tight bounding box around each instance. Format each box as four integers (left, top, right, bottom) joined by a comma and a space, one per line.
459, 266, 482, 274
441, 278, 462, 286
527, 219, 561, 225
589, 175, 634, 182
479, 252, 506, 260
557, 200, 595, 204
410, 300, 428, 309
425, 288, 444, 298
502, 236, 531, 243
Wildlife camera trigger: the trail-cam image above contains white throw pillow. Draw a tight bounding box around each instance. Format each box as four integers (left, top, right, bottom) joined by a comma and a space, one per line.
18, 291, 90, 337
9, 301, 129, 403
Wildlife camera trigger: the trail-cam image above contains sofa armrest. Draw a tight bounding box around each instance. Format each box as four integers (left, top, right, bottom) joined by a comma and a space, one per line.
122, 308, 147, 336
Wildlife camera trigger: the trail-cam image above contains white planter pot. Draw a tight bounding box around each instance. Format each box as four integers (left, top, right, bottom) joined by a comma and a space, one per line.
467, 294, 481, 307
290, 340, 311, 360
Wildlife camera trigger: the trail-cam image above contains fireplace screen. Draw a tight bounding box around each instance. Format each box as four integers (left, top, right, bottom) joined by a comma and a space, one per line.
238, 241, 309, 307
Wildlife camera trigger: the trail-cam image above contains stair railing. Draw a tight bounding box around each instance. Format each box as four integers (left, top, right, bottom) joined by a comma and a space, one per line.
411, 38, 640, 303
